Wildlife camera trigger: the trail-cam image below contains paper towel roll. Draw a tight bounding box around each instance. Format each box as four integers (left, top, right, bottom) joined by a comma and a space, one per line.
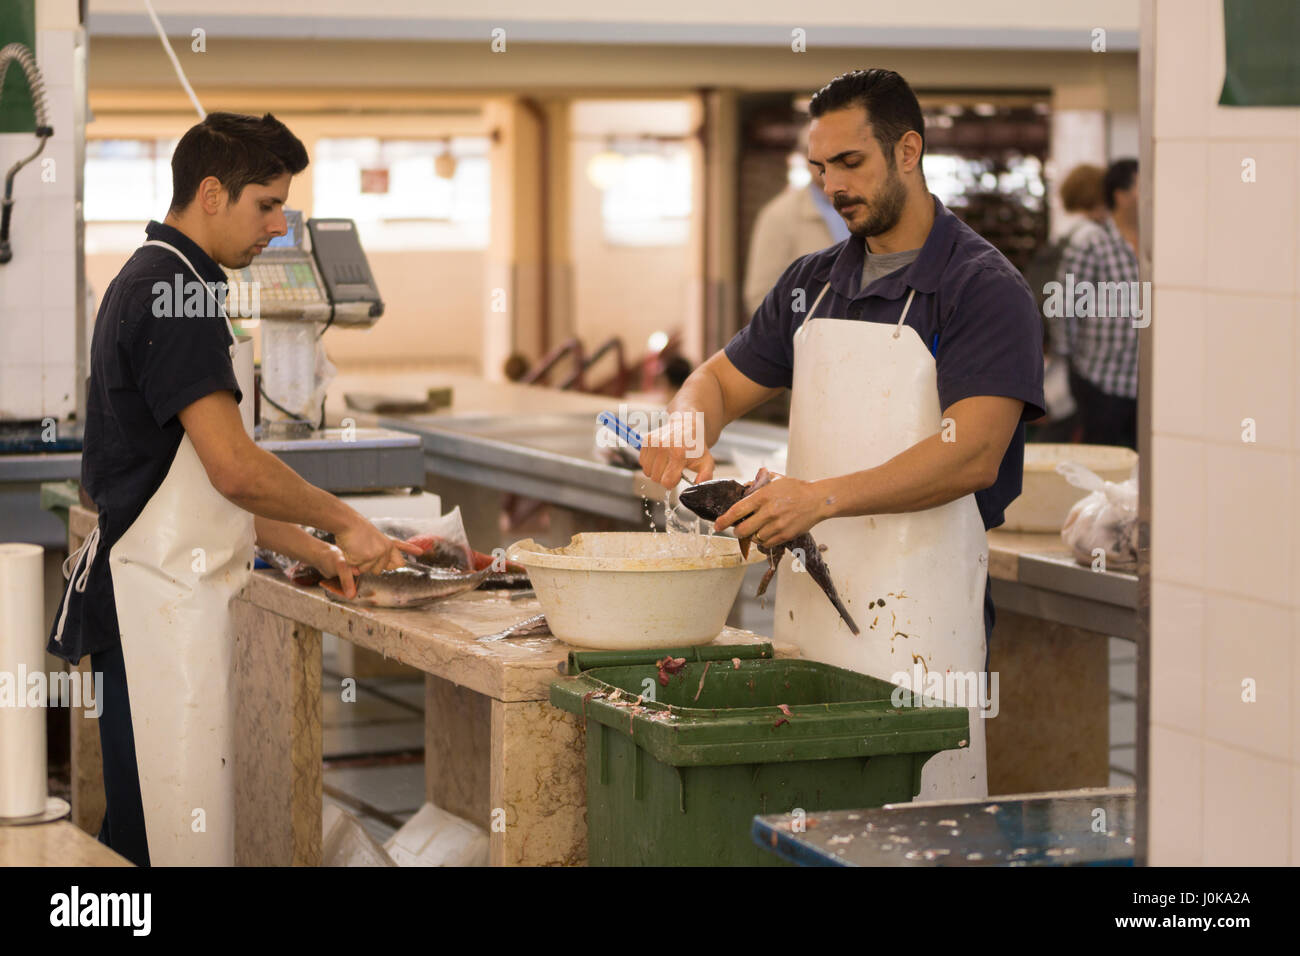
0, 543, 48, 820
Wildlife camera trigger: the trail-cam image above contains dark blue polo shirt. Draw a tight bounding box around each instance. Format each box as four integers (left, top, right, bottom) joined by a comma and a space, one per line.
47, 220, 241, 663
726, 194, 1046, 531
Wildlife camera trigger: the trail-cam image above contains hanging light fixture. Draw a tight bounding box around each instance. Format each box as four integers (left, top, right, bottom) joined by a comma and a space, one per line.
586, 138, 624, 190
434, 138, 457, 179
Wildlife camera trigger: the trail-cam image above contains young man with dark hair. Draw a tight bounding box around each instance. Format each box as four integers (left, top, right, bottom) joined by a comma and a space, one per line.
640, 69, 1045, 801
49, 112, 419, 866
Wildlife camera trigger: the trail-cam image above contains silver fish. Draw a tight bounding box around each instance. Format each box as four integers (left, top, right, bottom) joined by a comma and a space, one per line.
320, 564, 490, 609
476, 613, 550, 643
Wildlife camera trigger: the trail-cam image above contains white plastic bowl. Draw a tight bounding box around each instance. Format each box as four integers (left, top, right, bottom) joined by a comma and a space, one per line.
506, 532, 763, 650
1002, 443, 1138, 533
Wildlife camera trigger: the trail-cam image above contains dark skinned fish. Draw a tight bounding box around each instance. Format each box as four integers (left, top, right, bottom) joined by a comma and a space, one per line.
679, 469, 860, 635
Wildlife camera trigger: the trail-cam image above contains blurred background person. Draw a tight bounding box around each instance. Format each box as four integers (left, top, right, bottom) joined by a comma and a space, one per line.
743, 125, 850, 316
1024, 162, 1107, 442
1055, 158, 1140, 449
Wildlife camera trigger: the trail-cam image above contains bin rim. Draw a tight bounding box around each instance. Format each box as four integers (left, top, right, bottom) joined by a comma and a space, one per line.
549, 662, 972, 768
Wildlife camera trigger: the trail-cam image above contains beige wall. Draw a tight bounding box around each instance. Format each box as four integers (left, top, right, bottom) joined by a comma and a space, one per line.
569, 138, 691, 368
85, 248, 483, 369
1147, 0, 1300, 865
83, 110, 487, 371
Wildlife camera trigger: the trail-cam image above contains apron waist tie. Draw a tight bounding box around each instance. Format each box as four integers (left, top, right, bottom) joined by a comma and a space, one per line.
53, 524, 100, 646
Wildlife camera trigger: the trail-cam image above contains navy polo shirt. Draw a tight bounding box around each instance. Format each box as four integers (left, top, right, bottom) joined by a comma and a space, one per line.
47, 220, 242, 664
726, 194, 1046, 532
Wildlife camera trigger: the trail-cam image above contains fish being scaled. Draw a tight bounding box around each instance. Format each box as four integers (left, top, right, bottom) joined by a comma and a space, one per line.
319, 564, 491, 609
255, 547, 323, 587
310, 524, 531, 590
679, 468, 860, 635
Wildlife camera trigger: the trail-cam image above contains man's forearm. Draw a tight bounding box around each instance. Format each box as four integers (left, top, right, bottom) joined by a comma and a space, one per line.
665, 366, 729, 447
818, 432, 991, 519
253, 515, 329, 566
227, 447, 360, 535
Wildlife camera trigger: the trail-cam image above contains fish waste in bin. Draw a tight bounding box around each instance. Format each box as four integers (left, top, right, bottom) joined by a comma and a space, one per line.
679, 468, 859, 635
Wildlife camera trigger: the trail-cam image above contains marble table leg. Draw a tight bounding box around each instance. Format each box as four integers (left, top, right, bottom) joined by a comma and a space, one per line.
62, 524, 105, 837
425, 674, 491, 828
488, 698, 587, 866
69, 656, 105, 836
232, 600, 323, 866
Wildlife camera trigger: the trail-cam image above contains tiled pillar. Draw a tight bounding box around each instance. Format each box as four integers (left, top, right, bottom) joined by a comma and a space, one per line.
1147, 0, 1300, 865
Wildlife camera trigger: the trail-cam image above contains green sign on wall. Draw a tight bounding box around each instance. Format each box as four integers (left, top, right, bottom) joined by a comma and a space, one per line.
1219, 0, 1300, 106
0, 0, 38, 134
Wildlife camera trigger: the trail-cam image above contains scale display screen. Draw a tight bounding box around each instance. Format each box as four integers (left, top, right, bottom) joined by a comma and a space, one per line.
266, 209, 304, 250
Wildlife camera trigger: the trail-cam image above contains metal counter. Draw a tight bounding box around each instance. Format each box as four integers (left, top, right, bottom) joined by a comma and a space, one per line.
1, 427, 424, 549
0, 453, 82, 548
378, 410, 790, 525
382, 410, 1138, 639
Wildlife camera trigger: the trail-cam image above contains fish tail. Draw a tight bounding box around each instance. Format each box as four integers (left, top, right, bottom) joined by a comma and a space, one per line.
826, 590, 860, 635
802, 545, 860, 635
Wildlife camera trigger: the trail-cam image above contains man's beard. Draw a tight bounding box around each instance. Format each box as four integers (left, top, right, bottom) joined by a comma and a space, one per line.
838, 164, 907, 238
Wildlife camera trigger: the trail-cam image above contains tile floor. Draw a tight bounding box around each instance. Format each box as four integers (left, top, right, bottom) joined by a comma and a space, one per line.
1109, 636, 1138, 788
319, 629, 1140, 847
321, 633, 426, 845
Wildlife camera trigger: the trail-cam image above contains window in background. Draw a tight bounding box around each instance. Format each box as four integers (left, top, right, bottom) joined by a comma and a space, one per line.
84, 138, 178, 252
595, 142, 692, 246
312, 137, 490, 251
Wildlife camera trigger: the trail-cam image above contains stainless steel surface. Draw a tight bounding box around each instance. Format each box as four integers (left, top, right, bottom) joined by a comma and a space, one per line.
991, 578, 1136, 640
383, 410, 789, 525
1017, 551, 1139, 612
0, 454, 81, 482
255, 426, 421, 454
255, 427, 425, 493
0, 485, 75, 548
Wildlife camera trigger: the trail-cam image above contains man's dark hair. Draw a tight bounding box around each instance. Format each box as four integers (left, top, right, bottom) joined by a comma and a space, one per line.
1103, 158, 1138, 210
169, 112, 308, 213
807, 69, 925, 167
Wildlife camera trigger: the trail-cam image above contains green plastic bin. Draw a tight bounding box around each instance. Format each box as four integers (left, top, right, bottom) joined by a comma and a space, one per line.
550, 643, 971, 867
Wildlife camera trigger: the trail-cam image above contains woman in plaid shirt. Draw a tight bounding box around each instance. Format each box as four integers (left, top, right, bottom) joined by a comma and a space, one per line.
1055, 158, 1141, 449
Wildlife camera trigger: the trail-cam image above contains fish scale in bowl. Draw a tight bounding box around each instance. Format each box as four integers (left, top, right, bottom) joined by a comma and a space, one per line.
506, 532, 765, 650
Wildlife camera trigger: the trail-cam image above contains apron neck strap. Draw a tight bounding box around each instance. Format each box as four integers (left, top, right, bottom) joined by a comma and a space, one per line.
807, 281, 918, 339
807, 281, 832, 320
892, 288, 918, 339
142, 238, 238, 344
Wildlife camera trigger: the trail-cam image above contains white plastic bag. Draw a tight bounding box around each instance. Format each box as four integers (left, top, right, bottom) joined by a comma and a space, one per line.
1057, 461, 1138, 571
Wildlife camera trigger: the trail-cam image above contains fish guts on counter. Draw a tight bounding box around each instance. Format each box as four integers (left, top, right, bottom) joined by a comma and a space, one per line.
257, 515, 531, 609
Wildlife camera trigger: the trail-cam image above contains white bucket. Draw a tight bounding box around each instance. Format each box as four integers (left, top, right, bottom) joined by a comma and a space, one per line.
507, 533, 763, 650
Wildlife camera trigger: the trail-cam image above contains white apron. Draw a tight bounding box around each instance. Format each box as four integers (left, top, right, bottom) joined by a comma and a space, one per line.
774, 282, 989, 800
109, 239, 255, 865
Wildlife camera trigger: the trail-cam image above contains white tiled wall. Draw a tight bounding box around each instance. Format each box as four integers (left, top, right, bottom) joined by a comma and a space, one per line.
1148, 0, 1299, 864
0, 1, 80, 422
